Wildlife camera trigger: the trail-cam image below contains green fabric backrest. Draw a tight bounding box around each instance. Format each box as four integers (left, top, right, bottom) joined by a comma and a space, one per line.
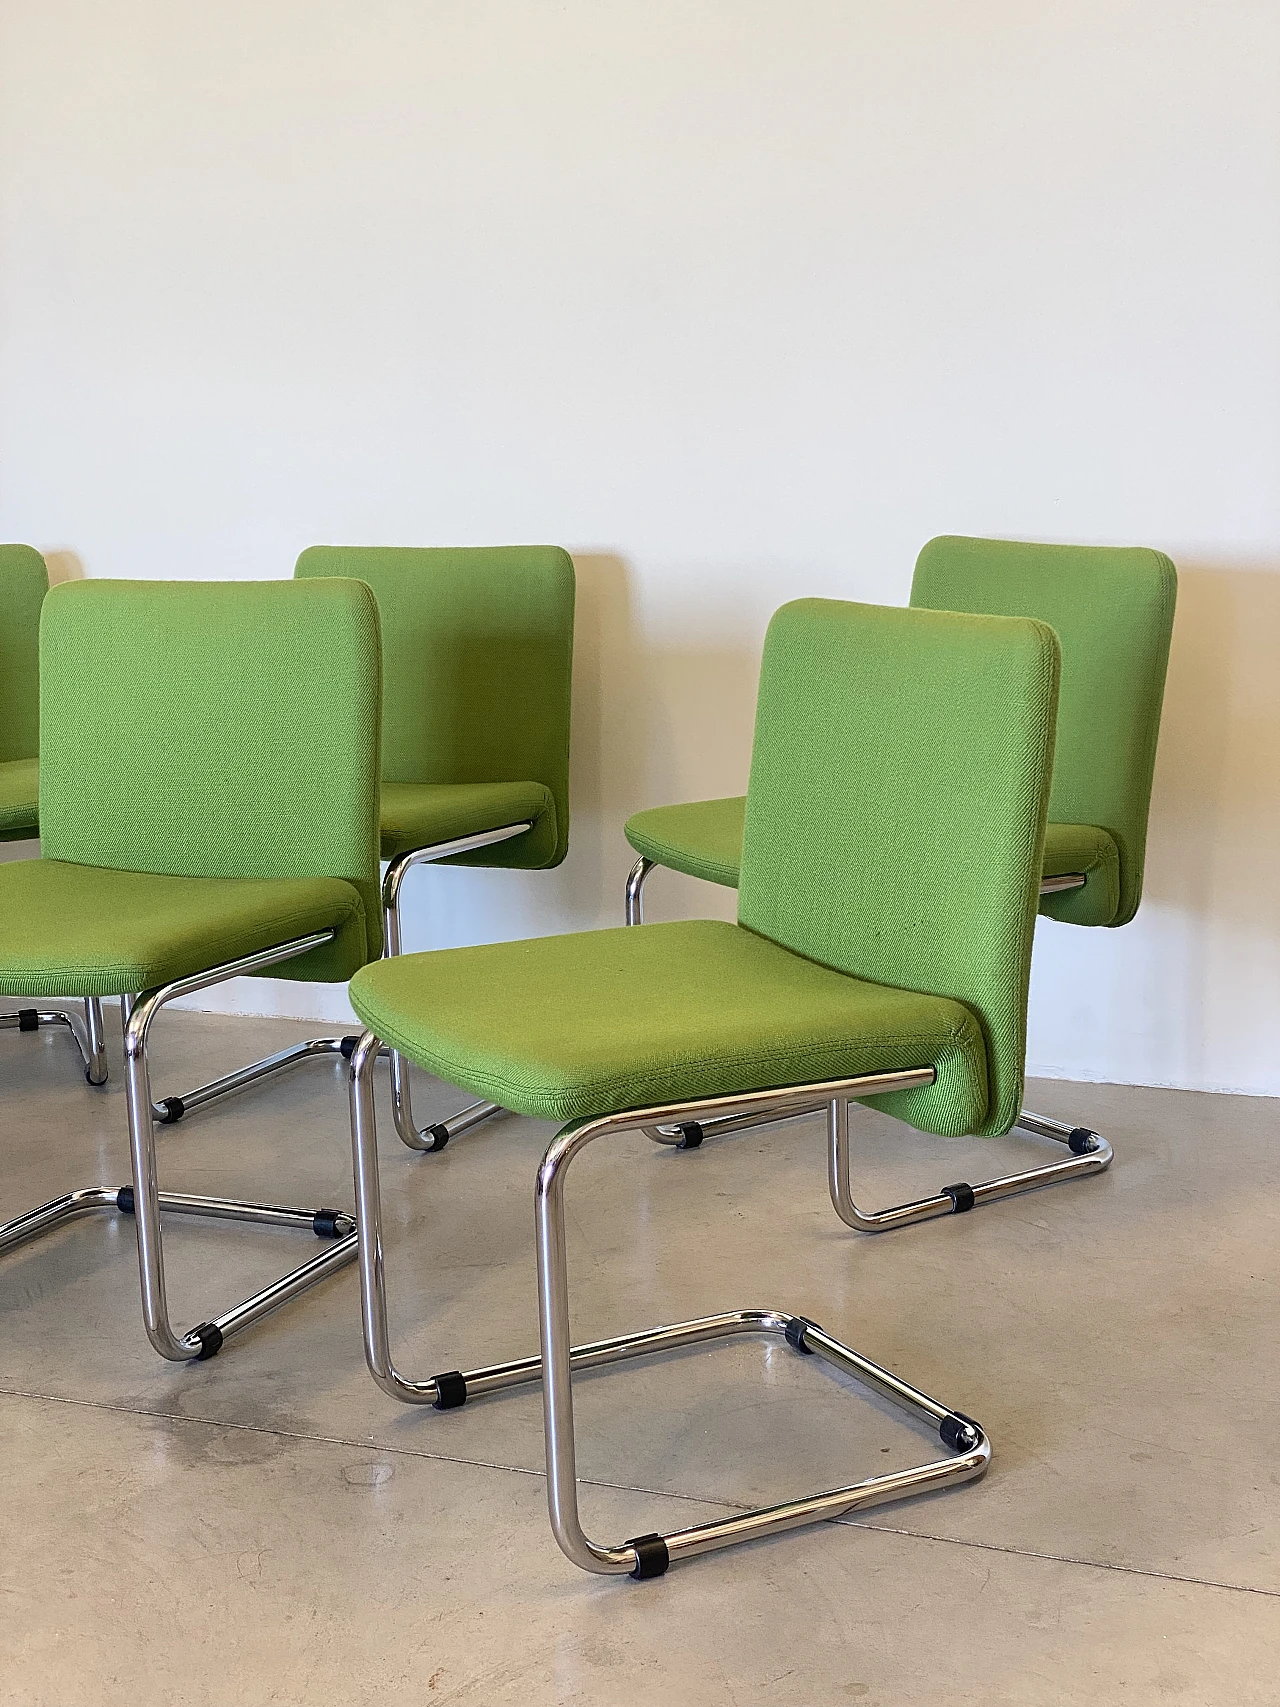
0, 545, 49, 764
912, 536, 1176, 927
294, 546, 574, 870
738, 599, 1059, 1139
38, 578, 383, 979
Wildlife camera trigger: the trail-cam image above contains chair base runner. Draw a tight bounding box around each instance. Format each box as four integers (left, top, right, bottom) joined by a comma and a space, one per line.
1, 998, 108, 1085
414, 1307, 990, 1578
825, 1100, 1112, 1233
0, 1185, 356, 1360
647, 1101, 1112, 1232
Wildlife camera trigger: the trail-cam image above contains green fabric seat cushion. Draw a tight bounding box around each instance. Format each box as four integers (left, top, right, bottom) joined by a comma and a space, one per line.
349, 918, 988, 1131
380, 780, 556, 864
625, 795, 1118, 924
1041, 822, 1120, 926
625, 796, 745, 888
0, 860, 368, 998
0, 757, 39, 840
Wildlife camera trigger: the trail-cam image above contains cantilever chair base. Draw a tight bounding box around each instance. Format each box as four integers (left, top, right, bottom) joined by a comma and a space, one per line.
347, 1036, 991, 1578
151, 821, 533, 1148
646, 1099, 1112, 1231
1, 996, 109, 1085
626, 855, 1111, 1226
0, 932, 359, 1363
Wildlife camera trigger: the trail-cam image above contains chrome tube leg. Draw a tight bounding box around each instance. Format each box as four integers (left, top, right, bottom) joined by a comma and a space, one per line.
349, 1031, 444, 1402
624, 857, 653, 927
536, 1123, 637, 1574
83, 997, 108, 1085
123, 989, 193, 1360
382, 841, 511, 1155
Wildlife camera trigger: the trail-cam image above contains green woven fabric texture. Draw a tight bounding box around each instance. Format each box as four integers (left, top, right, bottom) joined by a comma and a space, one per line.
626, 796, 746, 887
0, 544, 48, 769
912, 536, 1175, 927
37, 579, 383, 982
738, 599, 1058, 1139
0, 757, 40, 840
0, 860, 366, 997
625, 797, 1118, 919
380, 779, 554, 863
295, 546, 574, 869
349, 918, 988, 1127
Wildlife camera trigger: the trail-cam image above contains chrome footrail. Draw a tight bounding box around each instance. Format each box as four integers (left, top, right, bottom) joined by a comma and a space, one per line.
349, 1039, 989, 1577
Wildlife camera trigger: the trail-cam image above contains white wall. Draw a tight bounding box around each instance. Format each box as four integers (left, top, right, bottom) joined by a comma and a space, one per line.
2, 1, 1277, 1091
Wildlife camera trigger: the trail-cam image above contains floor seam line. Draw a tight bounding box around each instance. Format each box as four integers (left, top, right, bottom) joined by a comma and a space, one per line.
3, 1383, 1277, 1602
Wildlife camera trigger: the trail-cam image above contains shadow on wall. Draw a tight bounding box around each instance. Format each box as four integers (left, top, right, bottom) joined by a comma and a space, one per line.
1144, 563, 1280, 924
41, 549, 86, 586
551, 552, 759, 930
1033, 560, 1280, 1091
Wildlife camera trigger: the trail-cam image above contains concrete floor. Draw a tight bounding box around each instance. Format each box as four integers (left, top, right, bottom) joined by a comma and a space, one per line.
0, 1004, 1277, 1705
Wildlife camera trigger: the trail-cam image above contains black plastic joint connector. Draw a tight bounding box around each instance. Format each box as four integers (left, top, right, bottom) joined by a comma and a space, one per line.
425, 1125, 450, 1152
158, 1096, 186, 1124
627, 1533, 670, 1580
943, 1181, 975, 1213
1067, 1127, 1098, 1155
191, 1321, 224, 1361
784, 1315, 820, 1354
116, 1186, 136, 1214
939, 1410, 982, 1452
432, 1370, 467, 1410
677, 1122, 704, 1150
312, 1209, 346, 1238
339, 1035, 359, 1059
17, 1009, 40, 1032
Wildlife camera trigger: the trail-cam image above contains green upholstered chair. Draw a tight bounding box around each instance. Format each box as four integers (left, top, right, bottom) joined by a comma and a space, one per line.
0, 544, 108, 1084
0, 578, 382, 1363
156, 546, 575, 1150
342, 596, 1061, 1578
623, 536, 1174, 1219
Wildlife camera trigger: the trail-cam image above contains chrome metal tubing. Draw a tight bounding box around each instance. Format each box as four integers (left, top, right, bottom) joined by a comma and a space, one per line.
624, 856, 653, 926
382, 822, 531, 1154
533, 1094, 986, 1577
156, 1034, 352, 1121
0, 997, 108, 1084
0, 928, 360, 1365
826, 1095, 1113, 1233
348, 1046, 987, 1576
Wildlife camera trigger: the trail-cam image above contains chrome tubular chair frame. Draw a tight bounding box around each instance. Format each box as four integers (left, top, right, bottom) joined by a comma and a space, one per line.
0, 996, 108, 1085
150, 822, 532, 1149
624, 856, 1111, 1222
347, 1033, 990, 1579
0, 931, 359, 1363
